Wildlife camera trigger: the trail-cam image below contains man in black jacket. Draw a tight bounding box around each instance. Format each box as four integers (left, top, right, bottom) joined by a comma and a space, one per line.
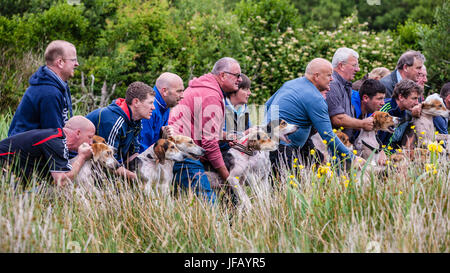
380, 50, 425, 98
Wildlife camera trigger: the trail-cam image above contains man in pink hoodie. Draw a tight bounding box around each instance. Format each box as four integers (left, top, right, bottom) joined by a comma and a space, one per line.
169, 57, 242, 203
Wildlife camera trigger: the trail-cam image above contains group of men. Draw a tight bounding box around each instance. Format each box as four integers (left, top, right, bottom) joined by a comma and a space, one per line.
0, 40, 448, 203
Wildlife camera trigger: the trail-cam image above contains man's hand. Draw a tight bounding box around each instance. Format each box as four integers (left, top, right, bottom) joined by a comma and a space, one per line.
161, 125, 175, 139
361, 117, 374, 131
77, 143, 93, 160
115, 166, 137, 181
216, 166, 230, 182
411, 104, 422, 118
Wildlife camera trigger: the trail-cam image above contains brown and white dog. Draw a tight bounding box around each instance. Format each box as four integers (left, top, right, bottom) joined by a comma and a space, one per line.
311, 130, 354, 163
75, 135, 121, 185
354, 111, 399, 160
412, 93, 449, 147
205, 120, 298, 211
130, 135, 205, 195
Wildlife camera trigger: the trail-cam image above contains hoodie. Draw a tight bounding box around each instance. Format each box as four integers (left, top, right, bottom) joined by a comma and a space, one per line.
139, 86, 170, 152
86, 98, 141, 163
169, 73, 226, 169
8, 66, 73, 137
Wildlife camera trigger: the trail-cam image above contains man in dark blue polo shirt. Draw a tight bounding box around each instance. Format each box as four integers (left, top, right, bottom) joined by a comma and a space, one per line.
0, 116, 94, 187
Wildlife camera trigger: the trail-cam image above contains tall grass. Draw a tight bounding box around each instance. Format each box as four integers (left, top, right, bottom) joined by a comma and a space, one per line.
0, 113, 448, 252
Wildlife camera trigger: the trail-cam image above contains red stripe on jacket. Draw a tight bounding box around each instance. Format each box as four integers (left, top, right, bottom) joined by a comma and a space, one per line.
0, 152, 15, 156
32, 128, 63, 146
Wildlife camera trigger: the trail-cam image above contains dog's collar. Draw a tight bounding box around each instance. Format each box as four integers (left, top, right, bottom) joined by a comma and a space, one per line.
361, 140, 383, 153
231, 137, 255, 156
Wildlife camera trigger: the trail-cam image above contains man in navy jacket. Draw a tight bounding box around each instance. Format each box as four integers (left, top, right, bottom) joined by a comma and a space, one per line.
139, 72, 184, 152
86, 81, 155, 180
8, 40, 78, 137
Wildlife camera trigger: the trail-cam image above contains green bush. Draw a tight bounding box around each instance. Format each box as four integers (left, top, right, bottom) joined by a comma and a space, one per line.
419, 1, 449, 91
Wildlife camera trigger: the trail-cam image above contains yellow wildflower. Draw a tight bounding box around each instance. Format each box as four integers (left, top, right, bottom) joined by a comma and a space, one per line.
353, 150, 357, 155
322, 139, 328, 144
310, 149, 316, 155
410, 125, 415, 129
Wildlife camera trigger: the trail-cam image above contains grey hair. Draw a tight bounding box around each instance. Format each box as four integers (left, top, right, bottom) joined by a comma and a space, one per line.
211, 57, 239, 75
396, 50, 426, 71
331, 47, 359, 68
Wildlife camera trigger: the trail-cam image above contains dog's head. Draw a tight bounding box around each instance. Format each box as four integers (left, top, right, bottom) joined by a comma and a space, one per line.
264, 119, 298, 144
335, 130, 353, 150
421, 94, 449, 118
372, 111, 397, 133
169, 135, 205, 160
91, 135, 120, 169
152, 138, 185, 164
246, 128, 278, 151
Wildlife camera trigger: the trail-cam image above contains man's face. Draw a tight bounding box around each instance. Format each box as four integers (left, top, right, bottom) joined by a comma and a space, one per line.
444, 94, 450, 109
362, 92, 385, 113
339, 55, 360, 81
315, 64, 334, 93
163, 80, 185, 108
133, 94, 155, 120
398, 91, 420, 111
403, 58, 423, 82
220, 62, 242, 93
416, 67, 428, 87
60, 45, 79, 81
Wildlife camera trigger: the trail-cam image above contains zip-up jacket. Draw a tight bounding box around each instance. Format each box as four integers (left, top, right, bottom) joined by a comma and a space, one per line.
86, 98, 141, 163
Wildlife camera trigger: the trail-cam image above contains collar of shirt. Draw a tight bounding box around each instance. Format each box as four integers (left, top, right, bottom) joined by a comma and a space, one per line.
396, 69, 403, 82
153, 86, 168, 110
44, 66, 69, 90
332, 71, 353, 93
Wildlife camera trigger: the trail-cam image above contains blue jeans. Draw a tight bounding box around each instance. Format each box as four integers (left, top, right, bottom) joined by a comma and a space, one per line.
173, 158, 216, 204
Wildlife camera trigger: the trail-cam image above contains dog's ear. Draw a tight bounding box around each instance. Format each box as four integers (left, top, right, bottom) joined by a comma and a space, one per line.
372, 111, 383, 130
153, 140, 167, 164
93, 135, 106, 144
91, 143, 101, 162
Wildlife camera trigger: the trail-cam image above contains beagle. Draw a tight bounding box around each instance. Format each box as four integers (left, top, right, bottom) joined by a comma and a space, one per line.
354, 111, 399, 160
75, 135, 121, 185
130, 135, 205, 196
413, 93, 449, 147
311, 130, 354, 163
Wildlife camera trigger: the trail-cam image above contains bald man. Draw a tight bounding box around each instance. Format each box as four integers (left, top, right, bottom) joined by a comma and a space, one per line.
266, 58, 356, 168
8, 40, 79, 137
139, 72, 185, 151
1, 116, 94, 187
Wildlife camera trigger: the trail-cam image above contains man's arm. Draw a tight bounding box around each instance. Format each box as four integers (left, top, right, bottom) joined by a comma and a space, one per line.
51, 143, 92, 187
330, 114, 374, 131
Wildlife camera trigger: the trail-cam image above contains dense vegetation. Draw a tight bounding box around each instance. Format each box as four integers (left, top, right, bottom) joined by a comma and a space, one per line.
0, 0, 448, 111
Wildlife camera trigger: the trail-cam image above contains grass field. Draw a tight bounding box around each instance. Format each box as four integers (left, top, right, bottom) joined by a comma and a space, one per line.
0, 113, 448, 253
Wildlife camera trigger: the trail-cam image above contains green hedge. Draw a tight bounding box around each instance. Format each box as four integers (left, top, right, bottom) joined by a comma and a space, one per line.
0, 0, 447, 113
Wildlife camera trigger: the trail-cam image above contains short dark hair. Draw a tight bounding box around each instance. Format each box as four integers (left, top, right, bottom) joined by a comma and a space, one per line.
238, 74, 251, 90
359, 79, 386, 99
125, 81, 155, 105
392, 79, 423, 100
440, 82, 450, 99
396, 50, 425, 71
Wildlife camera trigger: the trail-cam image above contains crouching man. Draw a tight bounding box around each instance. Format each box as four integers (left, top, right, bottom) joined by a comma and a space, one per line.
0, 116, 94, 187
86, 81, 156, 180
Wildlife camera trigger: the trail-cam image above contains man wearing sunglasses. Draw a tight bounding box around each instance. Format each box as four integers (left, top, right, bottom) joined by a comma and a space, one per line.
8, 40, 79, 137
169, 57, 242, 204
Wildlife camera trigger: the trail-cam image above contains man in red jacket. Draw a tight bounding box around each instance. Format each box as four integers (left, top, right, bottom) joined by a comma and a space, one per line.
169, 57, 242, 203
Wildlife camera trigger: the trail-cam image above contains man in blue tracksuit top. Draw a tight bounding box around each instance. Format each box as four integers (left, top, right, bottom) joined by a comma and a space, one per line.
86, 82, 155, 180
139, 72, 184, 152
266, 58, 356, 170
8, 40, 78, 137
